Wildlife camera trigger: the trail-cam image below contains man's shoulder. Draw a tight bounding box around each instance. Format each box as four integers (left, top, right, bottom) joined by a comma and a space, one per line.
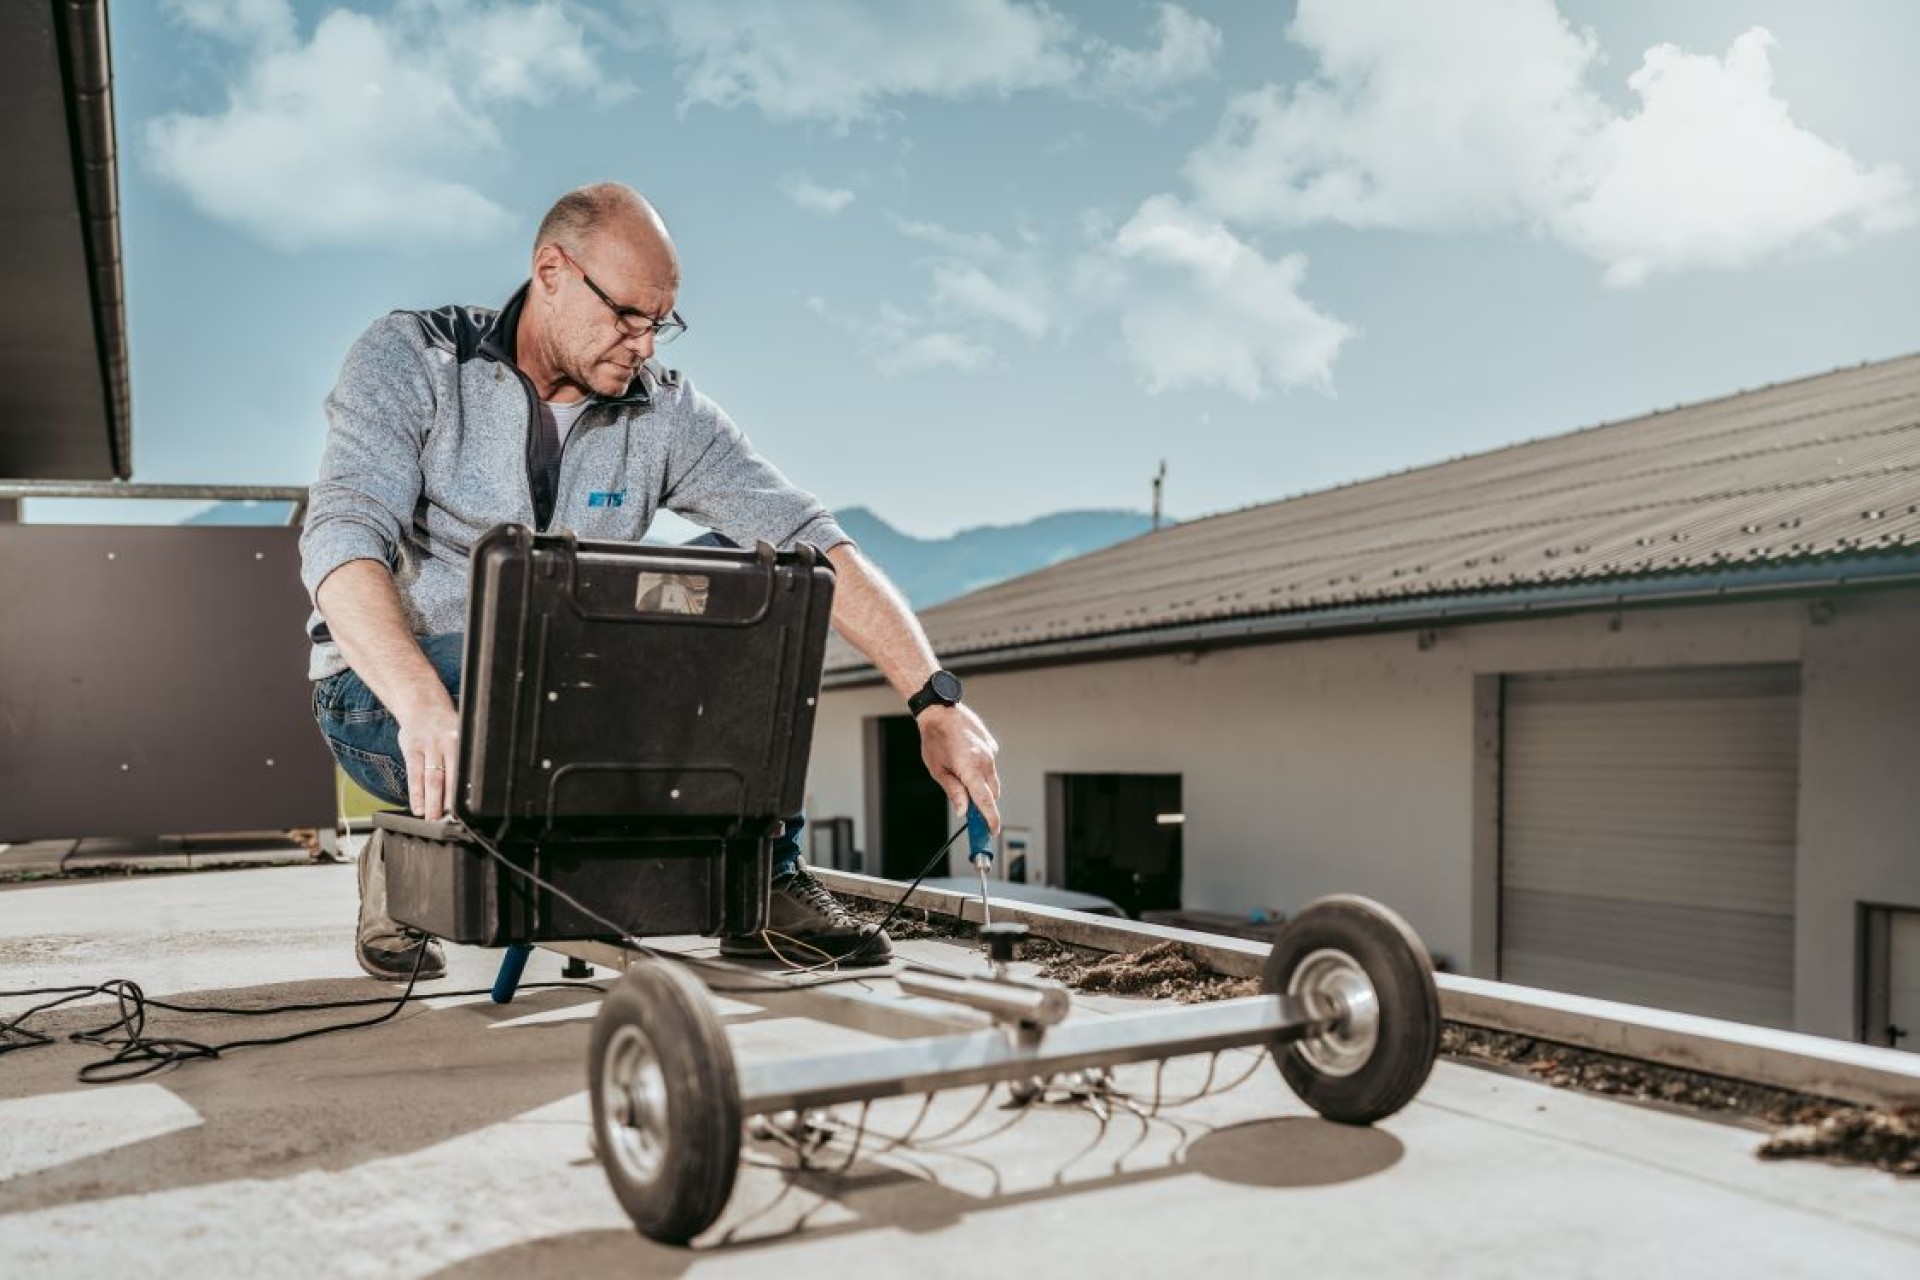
640, 359, 684, 396
382, 303, 500, 362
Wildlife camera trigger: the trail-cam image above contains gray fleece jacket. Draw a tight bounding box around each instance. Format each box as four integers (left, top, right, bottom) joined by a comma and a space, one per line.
299, 284, 849, 679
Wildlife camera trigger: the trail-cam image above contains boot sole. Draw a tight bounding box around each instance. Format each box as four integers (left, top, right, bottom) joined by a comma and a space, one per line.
717, 935, 894, 968
355, 947, 448, 983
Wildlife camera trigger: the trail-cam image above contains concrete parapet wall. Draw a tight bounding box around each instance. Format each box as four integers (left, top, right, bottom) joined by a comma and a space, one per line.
814, 868, 1920, 1110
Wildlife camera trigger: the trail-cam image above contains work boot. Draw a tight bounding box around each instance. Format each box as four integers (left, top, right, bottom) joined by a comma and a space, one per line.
355, 829, 446, 982
721, 860, 893, 967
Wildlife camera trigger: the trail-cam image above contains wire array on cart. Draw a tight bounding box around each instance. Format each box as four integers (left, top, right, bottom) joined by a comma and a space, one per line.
724, 1044, 1278, 1245
743, 1045, 1274, 1179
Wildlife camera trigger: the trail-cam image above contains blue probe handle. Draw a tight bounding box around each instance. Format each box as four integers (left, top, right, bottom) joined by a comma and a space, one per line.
492, 943, 532, 1004
966, 802, 995, 867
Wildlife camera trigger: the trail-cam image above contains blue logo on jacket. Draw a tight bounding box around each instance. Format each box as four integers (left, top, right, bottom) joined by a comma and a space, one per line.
587, 490, 626, 509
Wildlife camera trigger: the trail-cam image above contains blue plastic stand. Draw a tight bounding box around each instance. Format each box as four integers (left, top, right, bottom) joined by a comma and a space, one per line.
492, 943, 533, 1004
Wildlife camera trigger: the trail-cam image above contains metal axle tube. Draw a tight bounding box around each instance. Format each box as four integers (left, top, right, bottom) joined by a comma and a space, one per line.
893, 970, 1072, 1027
737, 992, 1335, 1115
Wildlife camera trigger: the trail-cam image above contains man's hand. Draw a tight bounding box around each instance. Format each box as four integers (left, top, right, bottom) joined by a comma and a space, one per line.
821, 543, 1003, 832
317, 560, 463, 821
397, 694, 462, 821
917, 703, 1002, 833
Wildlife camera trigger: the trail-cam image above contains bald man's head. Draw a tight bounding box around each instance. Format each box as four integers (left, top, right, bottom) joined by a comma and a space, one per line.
523, 182, 682, 400
534, 182, 679, 285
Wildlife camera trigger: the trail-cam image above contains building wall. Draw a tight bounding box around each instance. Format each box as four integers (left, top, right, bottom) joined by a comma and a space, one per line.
808, 588, 1920, 1038
1796, 591, 1920, 1039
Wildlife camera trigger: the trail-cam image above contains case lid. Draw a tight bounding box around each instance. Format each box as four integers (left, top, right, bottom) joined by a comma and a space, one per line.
454, 525, 836, 842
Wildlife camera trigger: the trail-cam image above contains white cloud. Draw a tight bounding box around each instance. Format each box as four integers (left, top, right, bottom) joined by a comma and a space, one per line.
163, 0, 296, 48
431, 1, 609, 103
1097, 196, 1356, 398
885, 215, 1057, 354
1184, 0, 1914, 285
861, 202, 1354, 395
783, 176, 855, 216
930, 262, 1051, 337
147, 1, 624, 251
876, 328, 997, 376
810, 297, 994, 376
649, 0, 1075, 127
643, 0, 1216, 126
892, 217, 1012, 261
1083, 3, 1222, 101
1553, 30, 1917, 286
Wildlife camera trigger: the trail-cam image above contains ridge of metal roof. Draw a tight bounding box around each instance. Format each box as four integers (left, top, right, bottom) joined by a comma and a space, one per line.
1155, 351, 1920, 537
824, 550, 1920, 685
827, 351, 1920, 680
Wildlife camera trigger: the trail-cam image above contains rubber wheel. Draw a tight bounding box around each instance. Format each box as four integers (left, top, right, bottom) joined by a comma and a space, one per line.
589, 962, 742, 1244
1263, 895, 1440, 1124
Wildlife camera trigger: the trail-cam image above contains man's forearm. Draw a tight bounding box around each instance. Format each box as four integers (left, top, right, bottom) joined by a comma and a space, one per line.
314, 559, 451, 721
814, 543, 1006, 829
825, 543, 940, 698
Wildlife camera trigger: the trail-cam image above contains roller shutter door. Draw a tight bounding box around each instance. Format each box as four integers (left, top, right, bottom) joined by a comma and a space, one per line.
1500, 666, 1799, 1028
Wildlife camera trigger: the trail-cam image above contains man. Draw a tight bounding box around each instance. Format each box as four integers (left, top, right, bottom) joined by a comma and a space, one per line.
300, 182, 1000, 980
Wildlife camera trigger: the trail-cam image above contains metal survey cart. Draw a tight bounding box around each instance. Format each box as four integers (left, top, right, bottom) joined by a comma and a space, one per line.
380, 525, 1443, 1247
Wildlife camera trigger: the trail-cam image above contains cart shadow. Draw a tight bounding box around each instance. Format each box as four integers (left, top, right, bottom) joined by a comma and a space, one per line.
0, 978, 609, 1216
741, 1113, 1405, 1239
422, 1230, 696, 1279
425, 1112, 1403, 1272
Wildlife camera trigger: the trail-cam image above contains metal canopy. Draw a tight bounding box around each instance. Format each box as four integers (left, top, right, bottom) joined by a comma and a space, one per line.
0, 0, 128, 481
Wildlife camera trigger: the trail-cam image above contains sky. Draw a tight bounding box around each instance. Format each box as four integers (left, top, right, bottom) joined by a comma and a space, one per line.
39, 0, 1920, 536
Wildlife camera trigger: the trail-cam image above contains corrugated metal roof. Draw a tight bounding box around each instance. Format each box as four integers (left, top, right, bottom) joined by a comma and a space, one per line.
830, 352, 1920, 674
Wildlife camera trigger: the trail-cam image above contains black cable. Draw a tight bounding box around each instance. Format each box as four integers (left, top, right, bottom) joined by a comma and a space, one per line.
0, 818, 974, 1079
460, 818, 969, 992
0, 960, 606, 1083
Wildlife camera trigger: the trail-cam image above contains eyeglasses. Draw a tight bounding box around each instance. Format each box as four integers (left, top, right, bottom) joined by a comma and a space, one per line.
554, 245, 687, 344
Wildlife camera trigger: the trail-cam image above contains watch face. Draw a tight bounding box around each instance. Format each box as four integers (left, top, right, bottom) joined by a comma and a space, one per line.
930, 670, 963, 702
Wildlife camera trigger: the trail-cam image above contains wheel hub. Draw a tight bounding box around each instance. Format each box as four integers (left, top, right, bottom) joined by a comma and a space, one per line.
1288, 947, 1380, 1078
600, 1022, 670, 1185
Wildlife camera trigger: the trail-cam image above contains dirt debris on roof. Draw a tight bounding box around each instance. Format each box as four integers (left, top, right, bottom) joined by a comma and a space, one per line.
1759, 1107, 1920, 1176
847, 904, 1255, 1001
1039, 940, 1261, 1003
1444, 1025, 1919, 1177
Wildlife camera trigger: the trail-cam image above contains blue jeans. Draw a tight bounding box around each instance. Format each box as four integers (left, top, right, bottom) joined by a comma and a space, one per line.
311, 630, 806, 875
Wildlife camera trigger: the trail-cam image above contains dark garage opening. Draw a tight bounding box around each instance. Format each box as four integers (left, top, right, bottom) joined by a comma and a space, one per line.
864, 714, 952, 881
1047, 773, 1183, 919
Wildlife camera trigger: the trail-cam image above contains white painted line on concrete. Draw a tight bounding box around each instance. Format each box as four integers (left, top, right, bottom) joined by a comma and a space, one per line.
0, 1085, 203, 1183
418, 992, 504, 1012
488, 1000, 603, 1030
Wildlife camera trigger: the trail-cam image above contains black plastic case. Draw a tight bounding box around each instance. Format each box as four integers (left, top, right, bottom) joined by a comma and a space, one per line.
380, 525, 836, 944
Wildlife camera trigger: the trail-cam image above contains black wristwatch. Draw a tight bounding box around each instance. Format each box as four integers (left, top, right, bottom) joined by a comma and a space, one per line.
907, 669, 963, 718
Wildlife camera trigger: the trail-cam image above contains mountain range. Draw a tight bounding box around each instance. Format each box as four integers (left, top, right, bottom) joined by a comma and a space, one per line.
834, 505, 1156, 608
188, 500, 1158, 607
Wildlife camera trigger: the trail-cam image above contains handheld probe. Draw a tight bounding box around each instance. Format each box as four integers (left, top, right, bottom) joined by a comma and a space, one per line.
966, 801, 996, 926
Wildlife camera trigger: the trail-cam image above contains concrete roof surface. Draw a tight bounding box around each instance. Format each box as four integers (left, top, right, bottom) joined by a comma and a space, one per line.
830, 352, 1920, 672
2, 865, 1916, 1278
